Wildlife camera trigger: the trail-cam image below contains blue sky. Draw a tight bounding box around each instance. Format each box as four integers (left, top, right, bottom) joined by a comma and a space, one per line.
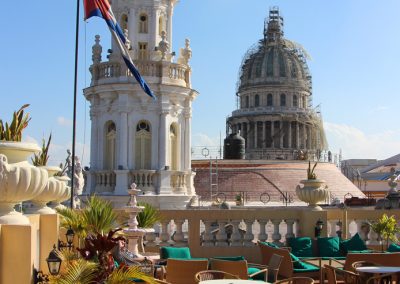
1, 0, 400, 166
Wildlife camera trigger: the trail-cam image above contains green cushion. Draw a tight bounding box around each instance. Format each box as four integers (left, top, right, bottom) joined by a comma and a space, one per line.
160, 246, 191, 259
247, 267, 265, 281
293, 262, 320, 273
287, 237, 313, 257
340, 233, 367, 254
213, 256, 245, 261
317, 237, 342, 257
388, 243, 400, 252
259, 241, 279, 248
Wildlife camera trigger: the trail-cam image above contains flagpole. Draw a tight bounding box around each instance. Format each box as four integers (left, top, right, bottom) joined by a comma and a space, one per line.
70, 0, 80, 209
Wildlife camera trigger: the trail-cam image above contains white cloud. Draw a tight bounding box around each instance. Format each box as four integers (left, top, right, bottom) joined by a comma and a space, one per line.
369, 106, 389, 114
324, 121, 400, 160
57, 116, 73, 127
192, 133, 220, 146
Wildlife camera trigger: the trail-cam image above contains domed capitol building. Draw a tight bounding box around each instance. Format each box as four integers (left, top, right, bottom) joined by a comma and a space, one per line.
226, 8, 327, 160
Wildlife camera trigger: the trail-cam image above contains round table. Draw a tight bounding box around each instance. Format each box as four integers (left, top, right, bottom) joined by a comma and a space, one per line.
199, 280, 271, 284
356, 266, 400, 274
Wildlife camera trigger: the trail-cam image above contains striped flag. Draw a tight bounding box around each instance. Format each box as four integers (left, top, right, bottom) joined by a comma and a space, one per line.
84, 0, 155, 99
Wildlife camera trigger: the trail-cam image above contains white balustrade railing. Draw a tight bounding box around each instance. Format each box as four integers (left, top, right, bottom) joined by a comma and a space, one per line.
170, 171, 186, 193
130, 170, 157, 193
94, 170, 116, 193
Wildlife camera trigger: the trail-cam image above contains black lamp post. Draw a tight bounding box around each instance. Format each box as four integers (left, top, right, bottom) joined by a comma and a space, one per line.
46, 245, 62, 276
314, 219, 324, 238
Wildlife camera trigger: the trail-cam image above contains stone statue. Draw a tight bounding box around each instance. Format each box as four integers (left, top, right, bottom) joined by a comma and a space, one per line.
178, 38, 192, 65
72, 157, 85, 209
123, 29, 132, 50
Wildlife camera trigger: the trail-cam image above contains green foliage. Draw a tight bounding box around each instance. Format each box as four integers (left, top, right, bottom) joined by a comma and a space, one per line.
307, 161, 318, 179
137, 202, 161, 228
0, 104, 31, 141
371, 214, 400, 250
31, 133, 52, 166
56, 196, 119, 238
49, 258, 99, 284
105, 265, 156, 284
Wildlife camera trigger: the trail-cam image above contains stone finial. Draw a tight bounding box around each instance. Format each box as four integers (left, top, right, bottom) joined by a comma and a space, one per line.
92, 35, 102, 64
123, 29, 132, 50
158, 31, 170, 60
178, 38, 192, 65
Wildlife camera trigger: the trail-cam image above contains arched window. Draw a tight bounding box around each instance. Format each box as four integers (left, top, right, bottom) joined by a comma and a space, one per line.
293, 95, 298, 107
255, 94, 260, 107
104, 121, 116, 170
169, 124, 178, 170
267, 94, 273, 106
120, 14, 128, 30
280, 94, 286, 107
135, 121, 151, 169
158, 16, 164, 36
245, 96, 249, 108
139, 13, 148, 33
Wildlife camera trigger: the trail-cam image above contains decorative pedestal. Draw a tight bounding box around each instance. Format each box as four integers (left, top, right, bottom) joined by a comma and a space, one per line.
296, 179, 329, 211
123, 183, 146, 258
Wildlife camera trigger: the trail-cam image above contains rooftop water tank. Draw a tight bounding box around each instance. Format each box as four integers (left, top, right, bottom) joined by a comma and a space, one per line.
223, 133, 245, 159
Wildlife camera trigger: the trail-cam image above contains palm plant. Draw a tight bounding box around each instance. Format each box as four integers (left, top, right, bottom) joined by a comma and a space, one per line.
31, 133, 52, 166
0, 104, 31, 141
137, 202, 161, 228
307, 161, 318, 180
56, 195, 119, 238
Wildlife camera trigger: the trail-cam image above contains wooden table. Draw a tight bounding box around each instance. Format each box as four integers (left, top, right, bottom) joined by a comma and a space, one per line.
356, 266, 400, 282
199, 280, 271, 284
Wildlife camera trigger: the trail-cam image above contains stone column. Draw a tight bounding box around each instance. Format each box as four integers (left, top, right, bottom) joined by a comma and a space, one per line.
279, 121, 283, 148
119, 111, 128, 169
89, 109, 98, 169
159, 110, 168, 169
243, 122, 248, 149
167, 5, 173, 49
258, 219, 268, 242
288, 121, 292, 149
254, 121, 258, 149
262, 120, 266, 148
296, 122, 300, 149
184, 112, 191, 170
271, 120, 275, 149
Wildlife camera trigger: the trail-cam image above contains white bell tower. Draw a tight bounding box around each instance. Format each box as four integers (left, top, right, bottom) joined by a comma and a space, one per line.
84, 0, 198, 209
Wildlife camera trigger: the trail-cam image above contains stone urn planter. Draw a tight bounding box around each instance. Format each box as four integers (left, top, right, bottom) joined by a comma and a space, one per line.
48, 176, 71, 209
296, 179, 329, 211
0, 142, 48, 224
25, 166, 66, 214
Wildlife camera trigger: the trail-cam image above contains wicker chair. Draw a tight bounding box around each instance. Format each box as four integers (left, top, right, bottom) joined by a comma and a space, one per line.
195, 270, 240, 281
209, 258, 268, 280
275, 277, 315, 284
165, 259, 209, 284
324, 264, 360, 284
154, 280, 171, 284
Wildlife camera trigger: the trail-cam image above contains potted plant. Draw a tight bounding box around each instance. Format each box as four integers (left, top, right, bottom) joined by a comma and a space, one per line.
296, 161, 329, 210
32, 133, 62, 176
0, 105, 48, 224
235, 193, 244, 206
371, 214, 400, 251
0, 104, 41, 163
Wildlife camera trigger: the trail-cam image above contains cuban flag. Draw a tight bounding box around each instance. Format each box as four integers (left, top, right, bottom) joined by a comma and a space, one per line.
84, 0, 155, 100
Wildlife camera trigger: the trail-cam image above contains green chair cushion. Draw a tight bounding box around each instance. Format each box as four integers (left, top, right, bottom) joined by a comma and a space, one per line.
293, 262, 320, 273
259, 241, 279, 248
340, 233, 367, 254
247, 267, 265, 281
213, 256, 245, 261
317, 237, 342, 257
287, 237, 313, 257
160, 246, 191, 259
388, 243, 400, 252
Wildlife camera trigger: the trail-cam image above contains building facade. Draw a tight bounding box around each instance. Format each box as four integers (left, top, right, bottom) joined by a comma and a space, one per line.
227, 8, 327, 160
84, 0, 198, 209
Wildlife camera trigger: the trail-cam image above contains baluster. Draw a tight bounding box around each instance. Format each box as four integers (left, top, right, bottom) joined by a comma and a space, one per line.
202, 220, 215, 247
272, 219, 282, 245
173, 219, 185, 246
159, 220, 171, 246
215, 221, 228, 247
257, 219, 268, 242
327, 220, 337, 237
230, 220, 243, 246
145, 172, 150, 187
243, 219, 254, 246
144, 229, 157, 248
285, 219, 295, 240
